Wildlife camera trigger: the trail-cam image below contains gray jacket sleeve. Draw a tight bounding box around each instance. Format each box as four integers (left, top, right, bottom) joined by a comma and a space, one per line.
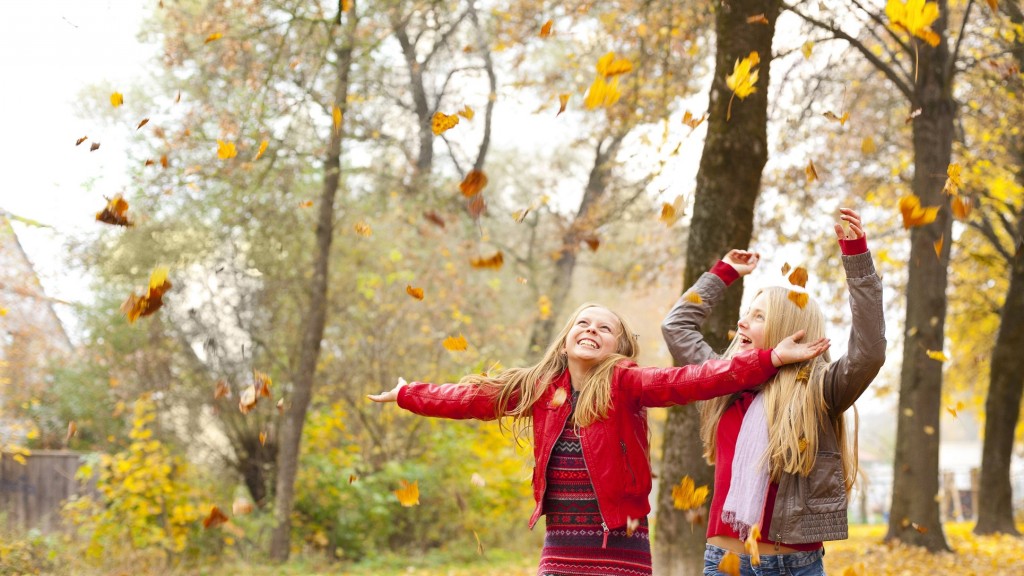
822, 251, 887, 415
661, 271, 728, 366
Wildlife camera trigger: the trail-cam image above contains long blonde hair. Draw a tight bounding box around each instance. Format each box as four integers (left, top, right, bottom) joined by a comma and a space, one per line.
461, 302, 640, 442
698, 287, 857, 492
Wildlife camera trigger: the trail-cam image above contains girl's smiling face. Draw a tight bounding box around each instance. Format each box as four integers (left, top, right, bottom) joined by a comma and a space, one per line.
736, 293, 768, 351
564, 307, 622, 371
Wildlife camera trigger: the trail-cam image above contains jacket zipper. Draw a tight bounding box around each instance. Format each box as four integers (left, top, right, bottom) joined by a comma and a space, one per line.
580, 429, 611, 548
531, 390, 573, 530
620, 441, 637, 487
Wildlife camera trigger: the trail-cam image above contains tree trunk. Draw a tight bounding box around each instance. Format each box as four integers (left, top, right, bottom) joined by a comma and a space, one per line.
269, 5, 356, 561
654, 2, 779, 573
886, 1, 954, 550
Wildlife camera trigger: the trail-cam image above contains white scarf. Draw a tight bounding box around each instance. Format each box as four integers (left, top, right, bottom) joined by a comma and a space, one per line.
721, 392, 770, 540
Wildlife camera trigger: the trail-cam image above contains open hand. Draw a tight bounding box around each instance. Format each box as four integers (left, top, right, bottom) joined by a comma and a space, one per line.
722, 249, 761, 276
368, 377, 407, 403
834, 208, 865, 241
771, 330, 830, 367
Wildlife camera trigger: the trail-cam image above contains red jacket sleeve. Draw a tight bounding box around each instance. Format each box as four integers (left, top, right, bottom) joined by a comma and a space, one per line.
396, 381, 503, 421
620, 349, 778, 408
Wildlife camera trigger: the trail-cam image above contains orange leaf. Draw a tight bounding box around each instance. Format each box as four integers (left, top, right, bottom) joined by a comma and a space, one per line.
746, 13, 769, 24
718, 551, 741, 576
136, 118, 149, 130
548, 387, 568, 408
951, 196, 972, 220
431, 111, 459, 135
332, 105, 342, 135
66, 421, 77, 443
259, 431, 267, 446
745, 524, 762, 566
214, 380, 230, 400
394, 480, 420, 507
459, 170, 488, 196
933, 235, 943, 259
470, 251, 504, 270
204, 32, 223, 44
467, 194, 487, 218
557, 93, 570, 116
898, 194, 940, 228
406, 285, 425, 301
946, 400, 965, 419
354, 222, 372, 236
254, 371, 272, 398
682, 110, 708, 131
300, 200, 314, 208
788, 267, 808, 288
253, 139, 268, 161
202, 506, 228, 529
76, 136, 88, 146
160, 155, 169, 168
443, 334, 468, 351
539, 19, 553, 38
121, 267, 171, 323
96, 194, 133, 227
788, 291, 809, 309
232, 498, 254, 516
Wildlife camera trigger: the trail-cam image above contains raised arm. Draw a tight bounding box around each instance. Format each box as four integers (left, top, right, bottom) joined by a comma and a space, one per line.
369, 377, 503, 421
662, 250, 759, 366
823, 208, 887, 414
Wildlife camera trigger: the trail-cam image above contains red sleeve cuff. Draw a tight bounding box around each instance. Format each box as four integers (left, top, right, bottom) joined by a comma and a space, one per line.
759, 349, 777, 371
710, 261, 740, 286
839, 237, 868, 255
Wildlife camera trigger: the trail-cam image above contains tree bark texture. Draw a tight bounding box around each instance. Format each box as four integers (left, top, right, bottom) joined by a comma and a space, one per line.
654, 1, 779, 573
886, 0, 954, 551
269, 7, 355, 560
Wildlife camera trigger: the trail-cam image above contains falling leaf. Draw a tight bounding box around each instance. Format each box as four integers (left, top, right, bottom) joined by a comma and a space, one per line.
217, 140, 237, 160
214, 380, 230, 400
746, 13, 769, 24
788, 291, 809, 309
548, 387, 568, 408
354, 221, 372, 236
659, 202, 678, 225
254, 371, 272, 398
781, 262, 792, 276
423, 210, 446, 228
788, 267, 809, 287
926, 349, 949, 362
204, 32, 223, 44
942, 163, 962, 195
76, 136, 88, 146
823, 111, 850, 126
861, 136, 877, 154
136, 118, 149, 130
933, 235, 943, 259
886, 0, 941, 47
90, 142, 101, 151
985, 0, 999, 13
457, 105, 474, 120
332, 105, 342, 135
110, 92, 124, 107
625, 517, 640, 537
459, 170, 488, 196
911, 521, 929, 533
582, 234, 600, 251
798, 437, 808, 452
725, 52, 760, 121
899, 194, 940, 228
95, 194, 133, 227
538, 294, 552, 320
232, 498, 254, 516
745, 524, 762, 566
66, 421, 77, 443
684, 291, 703, 305
467, 195, 486, 218
805, 159, 819, 183
406, 285, 424, 301
595, 51, 633, 77
951, 196, 972, 220
471, 473, 486, 487
718, 551, 741, 576
947, 401, 965, 419
671, 475, 709, 511
443, 334, 469, 351
431, 111, 459, 135
539, 19, 553, 38
801, 41, 815, 59
160, 155, 168, 168
121, 266, 172, 323
277, 398, 285, 414
557, 93, 570, 116
259, 431, 267, 446
348, 474, 358, 484
253, 139, 269, 160
682, 110, 708, 132
202, 506, 228, 529
905, 107, 923, 124
584, 75, 622, 109
394, 480, 420, 507
470, 251, 504, 270
239, 385, 257, 414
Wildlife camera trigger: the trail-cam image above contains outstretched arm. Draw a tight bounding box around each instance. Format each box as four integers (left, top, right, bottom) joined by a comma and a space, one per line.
368, 377, 502, 421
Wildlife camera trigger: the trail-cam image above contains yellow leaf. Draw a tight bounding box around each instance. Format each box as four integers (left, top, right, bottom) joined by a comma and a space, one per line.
671, 475, 709, 511
538, 294, 552, 320
557, 93, 570, 116
332, 105, 342, 135
13, 454, 27, 465
726, 51, 760, 99
682, 110, 708, 131
354, 222, 372, 236
933, 235, 943, 259
259, 431, 267, 446
457, 105, 474, 120
459, 170, 488, 196
395, 480, 420, 506
584, 75, 621, 109
745, 524, 762, 565
718, 551, 741, 576
253, 139, 269, 161
660, 202, 677, 224
946, 401, 965, 419
443, 334, 468, 351
801, 41, 815, 59
898, 194, 940, 228
110, 92, 124, 107
406, 285, 424, 301
861, 136, 877, 154
943, 162, 962, 195
823, 111, 850, 126
204, 32, 223, 44
926, 349, 948, 362
805, 159, 818, 182
217, 140, 237, 160
548, 387, 568, 408
470, 251, 504, 270
431, 111, 459, 135
595, 51, 633, 77
684, 291, 703, 305
539, 19, 553, 38
95, 194, 133, 227
886, 0, 941, 47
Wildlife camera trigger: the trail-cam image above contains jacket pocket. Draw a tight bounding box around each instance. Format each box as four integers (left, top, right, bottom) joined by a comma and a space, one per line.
804, 451, 846, 513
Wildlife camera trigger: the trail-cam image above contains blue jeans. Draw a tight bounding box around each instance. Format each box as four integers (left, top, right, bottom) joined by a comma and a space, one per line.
703, 543, 825, 576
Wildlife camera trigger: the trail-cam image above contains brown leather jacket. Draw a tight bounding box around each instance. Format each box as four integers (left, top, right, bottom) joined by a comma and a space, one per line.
661, 251, 886, 544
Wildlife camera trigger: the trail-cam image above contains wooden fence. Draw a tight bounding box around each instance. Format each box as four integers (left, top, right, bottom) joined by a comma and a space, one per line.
1, 450, 91, 532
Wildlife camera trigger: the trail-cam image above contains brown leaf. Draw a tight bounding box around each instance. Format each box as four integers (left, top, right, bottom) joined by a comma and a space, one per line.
805, 159, 818, 182
424, 210, 446, 228
539, 19, 553, 38
467, 194, 487, 218
76, 136, 88, 146
788, 291, 809, 309
202, 506, 228, 529
788, 267, 808, 288
96, 194, 133, 227
557, 93, 570, 116
459, 170, 488, 197
90, 142, 101, 151
746, 13, 769, 24
136, 118, 150, 130
214, 380, 230, 400
470, 251, 503, 269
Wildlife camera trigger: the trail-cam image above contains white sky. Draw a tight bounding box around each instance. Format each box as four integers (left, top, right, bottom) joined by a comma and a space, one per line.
0, 1, 151, 324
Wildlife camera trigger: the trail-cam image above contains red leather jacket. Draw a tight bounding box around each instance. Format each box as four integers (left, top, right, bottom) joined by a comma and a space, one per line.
397, 349, 777, 542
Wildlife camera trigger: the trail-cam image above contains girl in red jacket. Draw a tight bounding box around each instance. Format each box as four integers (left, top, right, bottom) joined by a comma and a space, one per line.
370, 302, 829, 575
